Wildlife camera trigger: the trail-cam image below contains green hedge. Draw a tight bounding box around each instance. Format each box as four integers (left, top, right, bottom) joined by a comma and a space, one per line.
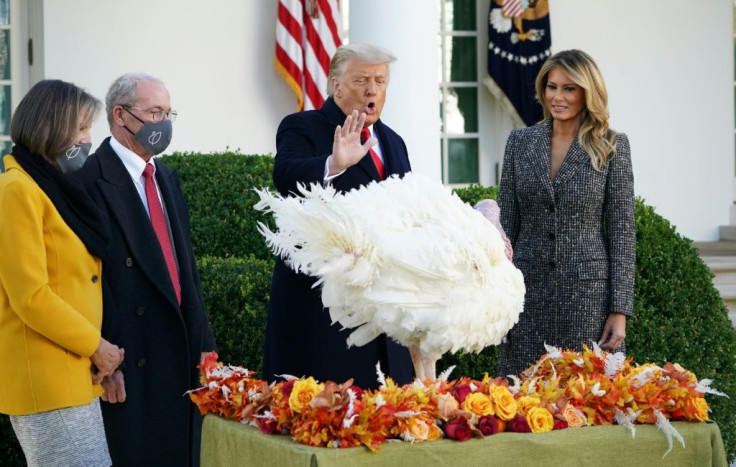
158, 151, 275, 260
197, 255, 273, 374
3, 157, 736, 463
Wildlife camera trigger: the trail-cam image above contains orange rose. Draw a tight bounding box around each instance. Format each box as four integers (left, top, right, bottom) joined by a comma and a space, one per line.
562, 403, 588, 428
685, 397, 710, 422
462, 392, 495, 417
516, 396, 541, 416
436, 393, 460, 421
427, 423, 443, 441
527, 406, 554, 433
489, 385, 517, 421
288, 377, 324, 412
405, 418, 431, 442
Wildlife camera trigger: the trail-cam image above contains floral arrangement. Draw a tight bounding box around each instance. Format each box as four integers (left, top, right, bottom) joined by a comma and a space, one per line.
189, 343, 725, 454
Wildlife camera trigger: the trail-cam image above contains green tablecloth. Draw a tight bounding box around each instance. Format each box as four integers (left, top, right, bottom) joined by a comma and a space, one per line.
201, 414, 727, 467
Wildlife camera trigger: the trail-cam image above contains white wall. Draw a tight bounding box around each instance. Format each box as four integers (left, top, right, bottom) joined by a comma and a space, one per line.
40, 0, 296, 156
38, 0, 734, 241
549, 0, 734, 241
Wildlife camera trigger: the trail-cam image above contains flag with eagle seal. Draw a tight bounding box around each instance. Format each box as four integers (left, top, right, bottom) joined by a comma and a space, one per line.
485, 0, 551, 127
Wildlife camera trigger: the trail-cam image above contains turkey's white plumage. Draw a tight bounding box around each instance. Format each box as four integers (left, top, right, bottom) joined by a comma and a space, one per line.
255, 173, 525, 380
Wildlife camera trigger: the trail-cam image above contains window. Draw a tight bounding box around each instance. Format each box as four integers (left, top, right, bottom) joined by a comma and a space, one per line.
438, 0, 480, 185
0, 0, 32, 173
0, 0, 11, 168
438, 0, 517, 188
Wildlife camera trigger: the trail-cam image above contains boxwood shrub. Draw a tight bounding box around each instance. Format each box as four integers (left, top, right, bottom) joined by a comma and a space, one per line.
158, 151, 275, 261
197, 254, 274, 374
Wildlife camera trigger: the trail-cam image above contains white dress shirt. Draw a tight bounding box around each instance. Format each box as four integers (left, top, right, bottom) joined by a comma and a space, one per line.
110, 136, 164, 218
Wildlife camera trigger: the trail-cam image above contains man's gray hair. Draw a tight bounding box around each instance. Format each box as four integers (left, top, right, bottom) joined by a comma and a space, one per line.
105, 72, 165, 126
326, 43, 397, 97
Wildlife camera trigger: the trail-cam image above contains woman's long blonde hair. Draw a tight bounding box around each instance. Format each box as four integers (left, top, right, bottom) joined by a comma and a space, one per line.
535, 49, 616, 170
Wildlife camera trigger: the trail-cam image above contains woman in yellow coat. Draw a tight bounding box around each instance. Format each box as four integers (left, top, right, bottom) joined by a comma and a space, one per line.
0, 80, 124, 466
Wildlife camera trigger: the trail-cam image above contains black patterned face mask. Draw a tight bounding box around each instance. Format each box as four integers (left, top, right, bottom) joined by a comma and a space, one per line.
123, 107, 173, 155
54, 142, 92, 173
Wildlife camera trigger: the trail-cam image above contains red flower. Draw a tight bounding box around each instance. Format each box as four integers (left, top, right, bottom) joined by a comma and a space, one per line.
258, 418, 278, 435
477, 415, 501, 436
445, 417, 473, 441
452, 384, 473, 404
553, 418, 569, 430
507, 414, 531, 433
281, 379, 295, 398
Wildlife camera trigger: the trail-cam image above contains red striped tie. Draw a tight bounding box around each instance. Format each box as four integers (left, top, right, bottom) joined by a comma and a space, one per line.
143, 164, 181, 304
360, 127, 386, 180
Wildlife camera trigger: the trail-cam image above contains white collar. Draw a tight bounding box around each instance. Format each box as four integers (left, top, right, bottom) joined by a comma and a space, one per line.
110, 136, 155, 179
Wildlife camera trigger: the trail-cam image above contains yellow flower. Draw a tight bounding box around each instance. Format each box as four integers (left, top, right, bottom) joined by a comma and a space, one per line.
527, 406, 554, 433
489, 385, 517, 421
562, 403, 588, 428
288, 377, 324, 412
686, 397, 710, 422
462, 392, 495, 417
436, 393, 460, 421
516, 396, 541, 416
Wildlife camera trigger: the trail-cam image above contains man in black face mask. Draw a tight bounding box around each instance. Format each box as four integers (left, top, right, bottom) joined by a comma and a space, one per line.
76, 72, 216, 467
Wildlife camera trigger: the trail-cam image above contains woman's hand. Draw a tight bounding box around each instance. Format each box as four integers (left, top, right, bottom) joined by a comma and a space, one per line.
90, 337, 124, 381
598, 313, 627, 350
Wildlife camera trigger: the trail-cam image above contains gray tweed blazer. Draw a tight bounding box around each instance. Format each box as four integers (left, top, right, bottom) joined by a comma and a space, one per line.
497, 120, 635, 376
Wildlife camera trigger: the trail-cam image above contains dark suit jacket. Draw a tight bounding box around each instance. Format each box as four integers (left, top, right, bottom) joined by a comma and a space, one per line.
497, 120, 635, 376
77, 138, 216, 467
262, 98, 414, 389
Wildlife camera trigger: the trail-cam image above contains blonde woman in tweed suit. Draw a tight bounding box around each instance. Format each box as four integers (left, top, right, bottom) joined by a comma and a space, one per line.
498, 49, 635, 377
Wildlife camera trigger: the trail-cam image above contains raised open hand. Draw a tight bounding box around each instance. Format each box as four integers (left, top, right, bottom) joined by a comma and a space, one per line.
328, 110, 377, 176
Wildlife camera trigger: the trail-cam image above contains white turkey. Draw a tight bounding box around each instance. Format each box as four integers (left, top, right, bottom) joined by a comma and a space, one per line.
254, 173, 525, 381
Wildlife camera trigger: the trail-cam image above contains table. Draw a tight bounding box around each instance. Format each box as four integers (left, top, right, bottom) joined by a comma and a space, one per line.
201, 414, 727, 466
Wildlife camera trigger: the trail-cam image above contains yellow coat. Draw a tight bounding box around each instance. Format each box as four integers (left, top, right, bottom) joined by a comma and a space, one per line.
0, 155, 103, 415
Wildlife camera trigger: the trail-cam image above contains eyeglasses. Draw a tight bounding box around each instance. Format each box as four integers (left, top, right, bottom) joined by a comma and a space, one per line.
123, 105, 178, 123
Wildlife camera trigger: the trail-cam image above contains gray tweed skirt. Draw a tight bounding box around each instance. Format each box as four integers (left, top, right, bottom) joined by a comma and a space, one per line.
10, 397, 111, 467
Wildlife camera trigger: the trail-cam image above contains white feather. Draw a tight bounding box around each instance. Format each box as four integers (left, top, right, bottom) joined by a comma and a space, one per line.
604, 352, 626, 377
590, 382, 606, 397
654, 409, 685, 458
544, 343, 562, 359
613, 408, 641, 438
439, 365, 456, 382
591, 341, 603, 358
695, 379, 729, 398
376, 362, 387, 388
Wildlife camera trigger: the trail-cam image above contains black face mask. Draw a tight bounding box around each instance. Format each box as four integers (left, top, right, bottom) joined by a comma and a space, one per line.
54, 142, 92, 173
123, 107, 173, 155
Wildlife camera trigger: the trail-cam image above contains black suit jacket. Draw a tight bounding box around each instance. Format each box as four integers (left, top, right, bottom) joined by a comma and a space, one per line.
77, 138, 216, 467
262, 98, 414, 389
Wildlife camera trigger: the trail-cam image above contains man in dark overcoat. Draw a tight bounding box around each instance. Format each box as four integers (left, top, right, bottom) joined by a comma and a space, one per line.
262, 43, 414, 389
77, 72, 216, 466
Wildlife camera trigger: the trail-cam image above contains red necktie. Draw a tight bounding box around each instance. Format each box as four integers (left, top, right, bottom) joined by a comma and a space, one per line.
143, 164, 181, 304
360, 127, 386, 180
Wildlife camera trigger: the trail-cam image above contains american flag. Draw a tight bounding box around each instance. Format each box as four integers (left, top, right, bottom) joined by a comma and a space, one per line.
502, 0, 525, 18
275, 0, 343, 111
